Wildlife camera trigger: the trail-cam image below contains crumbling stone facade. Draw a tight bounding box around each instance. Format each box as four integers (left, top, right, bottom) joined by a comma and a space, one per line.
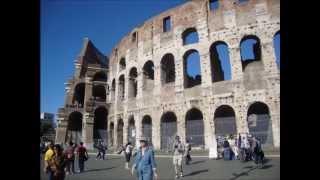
55, 0, 280, 150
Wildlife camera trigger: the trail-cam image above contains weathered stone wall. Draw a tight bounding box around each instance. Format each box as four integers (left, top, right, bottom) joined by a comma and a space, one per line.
55, 0, 280, 150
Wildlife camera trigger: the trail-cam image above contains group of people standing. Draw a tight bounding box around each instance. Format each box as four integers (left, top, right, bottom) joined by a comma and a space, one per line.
42, 141, 89, 180
217, 133, 265, 165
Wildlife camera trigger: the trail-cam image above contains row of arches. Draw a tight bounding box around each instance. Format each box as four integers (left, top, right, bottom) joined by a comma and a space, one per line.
65, 101, 273, 148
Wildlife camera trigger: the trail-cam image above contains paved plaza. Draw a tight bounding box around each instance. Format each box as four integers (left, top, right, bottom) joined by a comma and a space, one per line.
40, 154, 280, 180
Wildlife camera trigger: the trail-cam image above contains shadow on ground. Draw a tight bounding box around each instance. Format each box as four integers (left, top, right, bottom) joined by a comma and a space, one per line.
85, 166, 116, 173
184, 169, 209, 177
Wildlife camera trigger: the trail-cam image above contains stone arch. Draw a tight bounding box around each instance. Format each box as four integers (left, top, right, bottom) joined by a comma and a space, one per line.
213, 105, 237, 137
240, 35, 262, 71
142, 115, 152, 144
92, 71, 107, 82
72, 83, 85, 107
93, 106, 108, 144
128, 67, 138, 99
142, 60, 154, 91
183, 49, 201, 88
111, 79, 116, 101
210, 41, 231, 82
247, 101, 273, 146
117, 119, 124, 147
182, 27, 199, 45
160, 111, 177, 150
160, 53, 175, 85
185, 108, 204, 147
119, 57, 126, 71
66, 111, 83, 144
118, 74, 125, 101
92, 84, 106, 101
109, 122, 114, 147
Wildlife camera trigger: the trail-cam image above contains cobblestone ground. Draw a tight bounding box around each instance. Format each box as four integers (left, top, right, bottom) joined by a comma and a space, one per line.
40, 154, 280, 180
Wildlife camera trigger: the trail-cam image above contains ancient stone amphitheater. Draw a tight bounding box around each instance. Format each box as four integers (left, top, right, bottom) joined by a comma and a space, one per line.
55, 0, 280, 151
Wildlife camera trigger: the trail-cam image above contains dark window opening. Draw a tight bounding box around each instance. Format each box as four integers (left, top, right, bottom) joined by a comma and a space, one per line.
142, 115, 152, 144
214, 105, 237, 137
128, 117, 136, 146
72, 83, 85, 107
129, 67, 138, 98
92, 85, 106, 101
118, 75, 125, 101
109, 122, 114, 146
93, 107, 108, 140
247, 102, 272, 146
119, 58, 126, 71
273, 31, 280, 69
161, 53, 175, 84
142, 61, 154, 91
183, 50, 201, 88
93, 71, 107, 82
161, 112, 177, 150
210, 41, 231, 82
240, 35, 262, 71
185, 108, 204, 147
117, 119, 124, 146
66, 111, 83, 144
163, 16, 171, 32
111, 79, 116, 101
182, 28, 199, 45
132, 32, 137, 42
209, 0, 219, 10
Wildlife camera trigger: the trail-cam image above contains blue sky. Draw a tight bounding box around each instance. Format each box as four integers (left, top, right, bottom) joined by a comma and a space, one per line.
41, 0, 280, 118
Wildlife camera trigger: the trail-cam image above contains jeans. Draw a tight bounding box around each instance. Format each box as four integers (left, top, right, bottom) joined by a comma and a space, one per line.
137, 167, 153, 180
66, 159, 75, 173
78, 159, 85, 172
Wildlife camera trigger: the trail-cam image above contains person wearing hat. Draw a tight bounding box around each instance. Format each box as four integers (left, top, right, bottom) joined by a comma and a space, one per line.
131, 137, 158, 180
172, 135, 185, 179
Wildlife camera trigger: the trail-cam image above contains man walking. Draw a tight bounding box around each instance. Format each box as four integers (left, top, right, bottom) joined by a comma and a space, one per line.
172, 136, 185, 179
77, 142, 88, 173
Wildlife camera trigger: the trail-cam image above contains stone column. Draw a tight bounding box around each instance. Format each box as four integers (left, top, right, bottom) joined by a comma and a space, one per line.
123, 114, 129, 145
135, 113, 142, 148
176, 112, 186, 144
203, 109, 213, 149
113, 117, 118, 149
260, 38, 279, 76
83, 112, 94, 150
228, 44, 243, 81
152, 111, 161, 149
199, 50, 212, 88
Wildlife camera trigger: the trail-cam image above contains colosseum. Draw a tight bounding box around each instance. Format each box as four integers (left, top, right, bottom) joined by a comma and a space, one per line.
55, 0, 280, 151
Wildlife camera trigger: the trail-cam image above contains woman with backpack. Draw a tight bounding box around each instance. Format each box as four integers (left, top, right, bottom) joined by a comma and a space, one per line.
124, 142, 134, 169
64, 141, 75, 175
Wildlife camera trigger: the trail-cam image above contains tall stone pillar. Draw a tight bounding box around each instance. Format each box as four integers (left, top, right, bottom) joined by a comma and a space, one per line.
199, 50, 212, 88
152, 111, 161, 149
176, 112, 186, 144
261, 39, 279, 76
228, 45, 243, 81
123, 114, 129, 145
83, 112, 94, 150
113, 117, 118, 149
135, 113, 142, 148
55, 116, 68, 144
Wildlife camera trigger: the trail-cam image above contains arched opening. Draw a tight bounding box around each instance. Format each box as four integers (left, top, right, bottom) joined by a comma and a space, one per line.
160, 112, 177, 150
127, 116, 136, 146
93, 107, 108, 145
142, 115, 152, 144
66, 111, 83, 144
210, 41, 231, 82
247, 102, 273, 146
119, 57, 126, 71
92, 71, 107, 82
128, 67, 138, 99
142, 61, 154, 91
183, 49, 201, 88
161, 53, 175, 85
214, 105, 237, 137
182, 28, 199, 45
240, 35, 262, 71
72, 83, 85, 107
185, 108, 204, 147
109, 122, 114, 147
111, 79, 116, 101
92, 85, 106, 101
117, 119, 124, 147
273, 31, 280, 69
118, 75, 125, 101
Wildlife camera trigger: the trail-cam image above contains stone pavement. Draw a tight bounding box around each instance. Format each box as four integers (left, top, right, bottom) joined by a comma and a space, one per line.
40, 154, 280, 180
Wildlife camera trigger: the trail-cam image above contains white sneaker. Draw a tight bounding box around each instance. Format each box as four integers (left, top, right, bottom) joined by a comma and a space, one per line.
180, 173, 183, 177
175, 175, 179, 179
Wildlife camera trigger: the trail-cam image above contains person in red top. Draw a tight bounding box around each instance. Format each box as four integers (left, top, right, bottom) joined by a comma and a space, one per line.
64, 141, 75, 175
76, 142, 88, 173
